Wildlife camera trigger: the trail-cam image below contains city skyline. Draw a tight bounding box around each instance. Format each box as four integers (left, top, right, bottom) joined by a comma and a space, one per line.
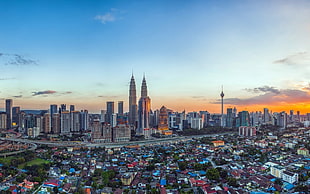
1, 0, 310, 113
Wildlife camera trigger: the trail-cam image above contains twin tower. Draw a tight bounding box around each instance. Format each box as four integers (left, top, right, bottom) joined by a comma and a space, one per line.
128, 74, 151, 135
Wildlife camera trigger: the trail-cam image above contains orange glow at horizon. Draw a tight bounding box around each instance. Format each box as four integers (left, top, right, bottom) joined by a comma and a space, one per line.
7, 97, 310, 115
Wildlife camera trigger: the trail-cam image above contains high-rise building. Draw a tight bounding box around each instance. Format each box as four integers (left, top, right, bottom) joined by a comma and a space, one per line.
70, 105, 75, 112
129, 74, 137, 126
158, 106, 169, 132
226, 108, 233, 128
138, 76, 151, 135
80, 110, 89, 131
50, 104, 58, 132
52, 113, 61, 134
263, 108, 270, 124
43, 113, 50, 134
0, 112, 7, 129
238, 111, 250, 127
118, 101, 124, 116
61, 111, 70, 134
106, 101, 114, 124
12, 106, 21, 127
70, 111, 80, 132
113, 124, 131, 142
100, 110, 106, 123
5, 99, 12, 129
60, 104, 67, 112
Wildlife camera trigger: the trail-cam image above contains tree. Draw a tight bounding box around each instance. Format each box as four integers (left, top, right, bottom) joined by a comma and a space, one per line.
206, 168, 220, 181
227, 177, 238, 187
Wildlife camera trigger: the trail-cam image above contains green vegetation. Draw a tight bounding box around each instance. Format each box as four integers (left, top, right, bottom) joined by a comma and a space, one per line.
18, 158, 50, 169
0, 156, 16, 165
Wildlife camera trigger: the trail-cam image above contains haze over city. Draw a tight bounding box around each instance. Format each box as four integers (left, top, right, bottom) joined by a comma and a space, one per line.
1, 0, 310, 113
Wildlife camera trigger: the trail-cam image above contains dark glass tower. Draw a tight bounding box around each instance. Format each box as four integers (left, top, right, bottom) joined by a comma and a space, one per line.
5, 99, 12, 129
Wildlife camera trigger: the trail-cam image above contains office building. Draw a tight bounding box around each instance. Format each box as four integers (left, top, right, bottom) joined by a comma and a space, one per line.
70, 105, 75, 112
5, 99, 12, 129
52, 113, 60, 134
0, 112, 7, 129
12, 106, 21, 127
118, 101, 123, 115
158, 106, 169, 132
61, 111, 70, 134
226, 108, 233, 128
70, 111, 80, 132
43, 113, 51, 134
113, 124, 131, 142
80, 110, 89, 131
50, 104, 58, 132
106, 101, 114, 124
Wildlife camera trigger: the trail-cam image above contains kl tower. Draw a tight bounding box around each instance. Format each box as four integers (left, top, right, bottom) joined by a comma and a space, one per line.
220, 86, 224, 127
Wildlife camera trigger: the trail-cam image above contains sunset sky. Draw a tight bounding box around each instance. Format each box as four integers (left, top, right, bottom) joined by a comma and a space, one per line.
0, 0, 310, 114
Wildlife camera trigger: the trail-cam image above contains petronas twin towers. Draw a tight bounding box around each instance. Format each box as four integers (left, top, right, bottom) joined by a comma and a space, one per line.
128, 74, 151, 135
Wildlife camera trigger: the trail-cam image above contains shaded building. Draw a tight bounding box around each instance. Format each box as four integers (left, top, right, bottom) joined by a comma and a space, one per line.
52, 113, 61, 134
0, 112, 7, 129
5, 99, 12, 129
12, 106, 21, 127
70, 111, 80, 133
226, 108, 233, 128
106, 101, 114, 124
43, 113, 51, 134
80, 110, 89, 131
118, 101, 123, 116
61, 111, 70, 134
50, 104, 58, 132
91, 121, 112, 143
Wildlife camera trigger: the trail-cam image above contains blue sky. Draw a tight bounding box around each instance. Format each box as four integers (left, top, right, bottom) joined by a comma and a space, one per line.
1, 0, 310, 113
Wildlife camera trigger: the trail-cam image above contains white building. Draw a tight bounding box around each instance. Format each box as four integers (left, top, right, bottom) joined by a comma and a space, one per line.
282, 171, 298, 184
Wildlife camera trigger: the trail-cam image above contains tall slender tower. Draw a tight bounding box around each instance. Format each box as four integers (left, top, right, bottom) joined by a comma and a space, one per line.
138, 75, 151, 135
129, 74, 137, 125
220, 86, 224, 127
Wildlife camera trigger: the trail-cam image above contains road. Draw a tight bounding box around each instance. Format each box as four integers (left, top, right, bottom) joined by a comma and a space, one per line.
0, 132, 233, 149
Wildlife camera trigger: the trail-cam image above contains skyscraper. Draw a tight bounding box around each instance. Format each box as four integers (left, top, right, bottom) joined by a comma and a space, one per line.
106, 101, 114, 124
129, 74, 137, 126
12, 106, 21, 127
118, 101, 124, 115
5, 99, 12, 129
226, 108, 233, 128
158, 106, 169, 132
138, 75, 151, 135
50, 104, 58, 133
70, 105, 75, 112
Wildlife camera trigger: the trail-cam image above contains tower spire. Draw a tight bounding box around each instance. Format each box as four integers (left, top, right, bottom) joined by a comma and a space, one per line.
141, 75, 147, 97
220, 85, 224, 127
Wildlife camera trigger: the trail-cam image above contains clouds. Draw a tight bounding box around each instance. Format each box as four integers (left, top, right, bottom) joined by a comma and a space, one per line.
212, 86, 310, 106
273, 52, 310, 66
94, 8, 124, 24
32, 90, 73, 97
245, 86, 280, 94
0, 53, 38, 66
0, 77, 16, 81
32, 90, 56, 96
